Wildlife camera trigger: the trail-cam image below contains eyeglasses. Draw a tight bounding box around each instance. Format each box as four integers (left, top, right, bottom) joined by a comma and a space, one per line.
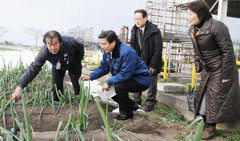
134, 18, 144, 21
99, 43, 108, 47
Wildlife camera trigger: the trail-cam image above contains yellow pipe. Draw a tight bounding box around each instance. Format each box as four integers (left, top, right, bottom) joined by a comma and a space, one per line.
88, 52, 90, 63
160, 56, 167, 79
88, 52, 100, 64
191, 65, 197, 89
191, 64, 202, 88
237, 61, 240, 66
35, 47, 41, 52
98, 52, 100, 64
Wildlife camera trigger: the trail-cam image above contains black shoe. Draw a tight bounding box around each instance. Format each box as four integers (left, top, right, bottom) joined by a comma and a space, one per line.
133, 103, 139, 111
114, 114, 133, 120
133, 99, 141, 105
144, 106, 154, 112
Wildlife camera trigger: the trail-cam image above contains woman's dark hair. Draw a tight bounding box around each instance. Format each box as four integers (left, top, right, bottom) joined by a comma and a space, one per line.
134, 9, 148, 18
98, 30, 118, 44
43, 30, 62, 44
187, 0, 212, 21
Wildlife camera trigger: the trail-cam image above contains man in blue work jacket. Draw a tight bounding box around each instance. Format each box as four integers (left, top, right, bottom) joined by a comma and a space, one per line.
80, 30, 152, 120
12, 30, 84, 101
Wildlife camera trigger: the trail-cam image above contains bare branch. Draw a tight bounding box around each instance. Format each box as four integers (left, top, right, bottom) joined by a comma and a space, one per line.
24, 27, 43, 46
0, 26, 8, 38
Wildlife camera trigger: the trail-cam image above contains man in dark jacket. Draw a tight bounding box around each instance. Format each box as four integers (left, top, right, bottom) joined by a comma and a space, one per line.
130, 9, 163, 111
81, 30, 152, 120
12, 30, 84, 101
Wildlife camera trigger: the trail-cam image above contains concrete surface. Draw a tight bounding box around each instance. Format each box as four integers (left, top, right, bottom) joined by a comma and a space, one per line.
158, 83, 188, 93
156, 92, 195, 121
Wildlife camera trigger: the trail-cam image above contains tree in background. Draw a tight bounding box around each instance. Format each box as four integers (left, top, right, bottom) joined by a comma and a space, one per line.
24, 27, 43, 47
0, 26, 8, 38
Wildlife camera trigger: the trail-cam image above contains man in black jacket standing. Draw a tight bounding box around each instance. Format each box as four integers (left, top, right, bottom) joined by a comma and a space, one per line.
12, 30, 84, 101
130, 9, 163, 112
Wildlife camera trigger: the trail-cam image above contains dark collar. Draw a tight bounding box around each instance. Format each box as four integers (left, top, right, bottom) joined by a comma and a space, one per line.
189, 18, 212, 35
143, 21, 158, 35
196, 18, 212, 31
196, 19, 205, 29
112, 40, 121, 58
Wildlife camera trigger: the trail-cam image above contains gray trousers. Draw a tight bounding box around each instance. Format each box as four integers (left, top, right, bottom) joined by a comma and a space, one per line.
199, 93, 206, 115
133, 74, 158, 107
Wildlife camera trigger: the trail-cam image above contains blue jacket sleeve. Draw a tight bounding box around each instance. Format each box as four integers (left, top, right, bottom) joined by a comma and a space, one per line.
106, 50, 136, 85
89, 54, 110, 80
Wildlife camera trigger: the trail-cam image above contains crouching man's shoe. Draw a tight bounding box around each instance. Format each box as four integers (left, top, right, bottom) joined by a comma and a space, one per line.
114, 113, 133, 120
202, 123, 216, 140
144, 106, 154, 112
133, 103, 139, 111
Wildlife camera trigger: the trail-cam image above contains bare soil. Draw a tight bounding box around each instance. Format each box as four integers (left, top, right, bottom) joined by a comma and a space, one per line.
0, 71, 227, 141
0, 98, 226, 141
1, 100, 176, 141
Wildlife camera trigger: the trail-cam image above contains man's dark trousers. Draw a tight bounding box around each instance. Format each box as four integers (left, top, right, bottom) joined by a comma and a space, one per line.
112, 78, 149, 115
133, 70, 159, 107
52, 64, 82, 101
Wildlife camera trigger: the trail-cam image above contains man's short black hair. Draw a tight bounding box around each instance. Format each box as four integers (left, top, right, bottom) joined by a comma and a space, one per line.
134, 9, 148, 18
98, 30, 118, 44
187, 0, 212, 21
43, 30, 62, 44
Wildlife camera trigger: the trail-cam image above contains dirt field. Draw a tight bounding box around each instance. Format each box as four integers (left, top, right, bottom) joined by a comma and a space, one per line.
1, 99, 178, 141
0, 70, 227, 141
1, 97, 228, 141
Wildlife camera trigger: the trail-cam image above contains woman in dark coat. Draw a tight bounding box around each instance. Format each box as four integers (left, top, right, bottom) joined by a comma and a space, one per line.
187, 0, 240, 140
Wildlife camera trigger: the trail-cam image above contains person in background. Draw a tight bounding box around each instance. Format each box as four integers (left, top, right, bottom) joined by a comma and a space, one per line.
12, 30, 84, 101
130, 9, 163, 112
187, 0, 240, 140
80, 30, 152, 120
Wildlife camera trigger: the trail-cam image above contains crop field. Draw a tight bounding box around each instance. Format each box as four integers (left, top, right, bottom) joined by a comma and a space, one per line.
0, 60, 166, 141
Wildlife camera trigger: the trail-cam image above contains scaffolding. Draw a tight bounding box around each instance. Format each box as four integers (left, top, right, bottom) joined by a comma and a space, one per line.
146, 0, 194, 36
61, 27, 97, 51
146, 0, 195, 74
